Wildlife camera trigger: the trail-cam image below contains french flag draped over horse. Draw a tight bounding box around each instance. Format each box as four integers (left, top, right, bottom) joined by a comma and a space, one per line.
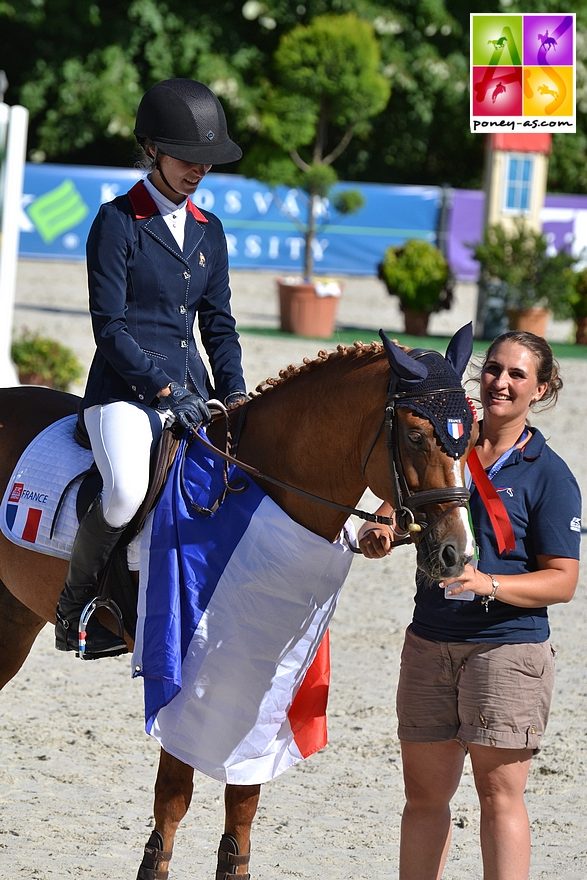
132, 433, 355, 784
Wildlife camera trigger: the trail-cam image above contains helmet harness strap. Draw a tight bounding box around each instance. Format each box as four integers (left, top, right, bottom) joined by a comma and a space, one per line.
152, 146, 185, 198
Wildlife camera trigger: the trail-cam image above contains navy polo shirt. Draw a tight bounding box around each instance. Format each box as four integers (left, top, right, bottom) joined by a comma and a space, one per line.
411, 427, 582, 644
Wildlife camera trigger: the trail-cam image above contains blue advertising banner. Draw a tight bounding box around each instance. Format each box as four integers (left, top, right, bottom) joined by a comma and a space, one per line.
21, 164, 587, 279
19, 163, 443, 276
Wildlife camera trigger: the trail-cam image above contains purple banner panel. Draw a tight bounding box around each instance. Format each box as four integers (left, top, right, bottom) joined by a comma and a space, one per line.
448, 189, 587, 281
447, 189, 485, 282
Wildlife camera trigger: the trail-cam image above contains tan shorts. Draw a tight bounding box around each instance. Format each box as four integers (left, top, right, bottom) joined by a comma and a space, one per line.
396, 626, 556, 752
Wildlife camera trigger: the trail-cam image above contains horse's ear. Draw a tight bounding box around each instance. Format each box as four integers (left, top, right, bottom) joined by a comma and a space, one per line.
379, 330, 428, 383
445, 322, 473, 379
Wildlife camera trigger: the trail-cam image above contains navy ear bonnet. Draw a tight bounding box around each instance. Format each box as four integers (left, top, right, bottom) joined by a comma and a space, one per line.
395, 350, 473, 458
380, 323, 474, 459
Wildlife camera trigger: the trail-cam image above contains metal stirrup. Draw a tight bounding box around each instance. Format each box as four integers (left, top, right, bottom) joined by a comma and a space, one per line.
78, 597, 125, 660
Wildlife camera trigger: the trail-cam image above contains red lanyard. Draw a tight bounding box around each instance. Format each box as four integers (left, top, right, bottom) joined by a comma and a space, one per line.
467, 447, 517, 555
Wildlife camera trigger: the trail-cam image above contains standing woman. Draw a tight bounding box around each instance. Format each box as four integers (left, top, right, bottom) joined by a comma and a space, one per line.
359, 331, 581, 880
55, 79, 247, 659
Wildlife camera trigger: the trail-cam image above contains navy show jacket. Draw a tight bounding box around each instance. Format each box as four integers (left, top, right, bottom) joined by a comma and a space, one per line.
81, 180, 245, 411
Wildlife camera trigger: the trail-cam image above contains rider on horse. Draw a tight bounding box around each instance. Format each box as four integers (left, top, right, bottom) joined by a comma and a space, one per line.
55, 79, 247, 659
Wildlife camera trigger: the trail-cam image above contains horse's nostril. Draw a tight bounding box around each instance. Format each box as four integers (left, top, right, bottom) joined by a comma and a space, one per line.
441, 543, 459, 568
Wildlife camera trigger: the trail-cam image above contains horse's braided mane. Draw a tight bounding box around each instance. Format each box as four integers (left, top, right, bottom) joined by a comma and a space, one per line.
252, 339, 387, 396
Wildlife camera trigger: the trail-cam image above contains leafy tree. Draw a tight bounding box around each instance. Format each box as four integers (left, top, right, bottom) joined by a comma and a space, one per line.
240, 13, 390, 279
1, 0, 263, 165
239, 0, 489, 187
1, 0, 586, 195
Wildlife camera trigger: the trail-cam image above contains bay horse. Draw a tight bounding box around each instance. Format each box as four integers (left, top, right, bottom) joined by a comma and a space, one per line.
0, 326, 477, 878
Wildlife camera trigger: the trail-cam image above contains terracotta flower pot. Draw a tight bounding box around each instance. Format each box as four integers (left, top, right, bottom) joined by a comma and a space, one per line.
506, 307, 550, 338
402, 308, 430, 337
277, 279, 339, 339
17, 371, 53, 387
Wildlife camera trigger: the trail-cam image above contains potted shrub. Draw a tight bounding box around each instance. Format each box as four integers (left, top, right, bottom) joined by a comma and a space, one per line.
378, 239, 453, 336
471, 218, 578, 337
241, 13, 390, 338
11, 330, 83, 391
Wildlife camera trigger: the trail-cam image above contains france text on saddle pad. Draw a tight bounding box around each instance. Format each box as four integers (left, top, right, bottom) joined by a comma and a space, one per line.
0, 415, 92, 559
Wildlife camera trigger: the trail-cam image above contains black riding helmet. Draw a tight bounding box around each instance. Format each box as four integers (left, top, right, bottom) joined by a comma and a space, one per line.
134, 78, 242, 165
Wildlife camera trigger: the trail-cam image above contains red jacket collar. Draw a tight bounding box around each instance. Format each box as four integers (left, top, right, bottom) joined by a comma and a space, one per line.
127, 180, 208, 223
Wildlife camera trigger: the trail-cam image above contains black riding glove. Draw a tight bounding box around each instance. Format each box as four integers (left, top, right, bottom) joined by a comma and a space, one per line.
166, 382, 211, 431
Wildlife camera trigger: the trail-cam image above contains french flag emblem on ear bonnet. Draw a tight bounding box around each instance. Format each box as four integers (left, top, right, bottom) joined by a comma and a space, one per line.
447, 418, 464, 440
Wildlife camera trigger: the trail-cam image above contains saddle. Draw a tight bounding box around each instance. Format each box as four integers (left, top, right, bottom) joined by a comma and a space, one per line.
1, 404, 245, 641
0, 414, 175, 641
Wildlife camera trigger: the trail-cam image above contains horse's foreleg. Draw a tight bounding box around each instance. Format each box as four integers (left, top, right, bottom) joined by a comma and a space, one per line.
136, 748, 194, 880
218, 783, 261, 876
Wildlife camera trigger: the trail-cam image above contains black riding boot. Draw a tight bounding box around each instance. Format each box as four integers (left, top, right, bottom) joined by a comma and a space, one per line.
55, 498, 128, 659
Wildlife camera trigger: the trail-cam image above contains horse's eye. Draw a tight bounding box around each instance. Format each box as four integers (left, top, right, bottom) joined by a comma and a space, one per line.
407, 430, 425, 445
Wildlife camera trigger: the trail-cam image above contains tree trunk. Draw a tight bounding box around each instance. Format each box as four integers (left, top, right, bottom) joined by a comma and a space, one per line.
575, 316, 587, 345
303, 193, 317, 281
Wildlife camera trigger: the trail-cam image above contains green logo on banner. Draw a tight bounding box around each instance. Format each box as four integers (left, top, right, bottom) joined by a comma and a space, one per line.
27, 179, 89, 243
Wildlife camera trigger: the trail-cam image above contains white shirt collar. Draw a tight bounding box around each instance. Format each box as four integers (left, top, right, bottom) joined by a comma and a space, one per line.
142, 175, 187, 217
142, 175, 187, 250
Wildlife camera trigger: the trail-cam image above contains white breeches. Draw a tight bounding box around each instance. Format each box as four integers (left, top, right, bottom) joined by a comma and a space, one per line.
84, 401, 168, 528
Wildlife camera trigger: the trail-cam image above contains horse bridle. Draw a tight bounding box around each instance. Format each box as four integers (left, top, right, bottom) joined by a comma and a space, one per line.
185, 380, 471, 546
381, 386, 471, 540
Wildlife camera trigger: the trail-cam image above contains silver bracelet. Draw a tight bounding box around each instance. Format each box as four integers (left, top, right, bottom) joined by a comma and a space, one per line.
481, 575, 500, 612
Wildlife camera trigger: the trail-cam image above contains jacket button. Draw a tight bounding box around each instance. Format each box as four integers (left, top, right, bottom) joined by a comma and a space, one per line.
131, 385, 137, 391
179, 305, 187, 314
180, 340, 188, 348
138, 394, 144, 401
183, 271, 191, 279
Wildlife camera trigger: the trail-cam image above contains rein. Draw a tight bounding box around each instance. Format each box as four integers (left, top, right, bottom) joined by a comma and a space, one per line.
185, 381, 471, 547
190, 403, 399, 528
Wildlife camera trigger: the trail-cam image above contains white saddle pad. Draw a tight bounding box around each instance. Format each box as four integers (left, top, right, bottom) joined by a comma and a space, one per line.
0, 415, 93, 560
